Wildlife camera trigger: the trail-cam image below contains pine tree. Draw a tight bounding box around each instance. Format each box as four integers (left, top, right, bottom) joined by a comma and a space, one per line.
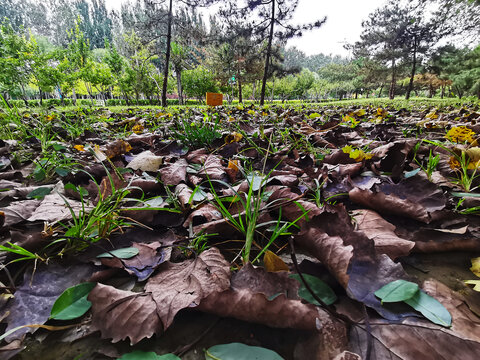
219, 0, 326, 105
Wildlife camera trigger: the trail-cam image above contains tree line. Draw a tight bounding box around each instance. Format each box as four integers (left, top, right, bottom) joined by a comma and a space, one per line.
0, 0, 479, 108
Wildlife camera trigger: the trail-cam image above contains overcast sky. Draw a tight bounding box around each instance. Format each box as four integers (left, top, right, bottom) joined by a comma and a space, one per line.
105, 0, 388, 57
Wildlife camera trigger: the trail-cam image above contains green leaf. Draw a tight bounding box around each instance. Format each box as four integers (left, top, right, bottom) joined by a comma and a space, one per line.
289, 274, 337, 306
26, 187, 52, 200
52, 143, 67, 151
404, 168, 421, 178
205, 343, 284, 360
404, 290, 452, 327
374, 280, 419, 304
118, 351, 180, 360
33, 166, 46, 181
246, 173, 264, 192
451, 192, 480, 198
191, 188, 208, 202
55, 167, 70, 177
65, 183, 89, 197
50, 282, 96, 320
96, 247, 139, 259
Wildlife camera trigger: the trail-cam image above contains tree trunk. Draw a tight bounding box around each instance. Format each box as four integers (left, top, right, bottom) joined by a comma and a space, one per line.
270, 77, 275, 103
2, 93, 12, 108
378, 84, 384, 98
238, 77, 243, 103
252, 81, 257, 101
39, 89, 44, 106
20, 84, 29, 107
161, 0, 173, 108
389, 59, 396, 100
405, 37, 417, 100
72, 88, 77, 106
441, 85, 445, 99
260, 0, 275, 106
176, 67, 183, 105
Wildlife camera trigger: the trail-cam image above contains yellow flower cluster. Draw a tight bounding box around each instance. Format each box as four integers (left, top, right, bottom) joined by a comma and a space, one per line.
132, 124, 144, 134
342, 145, 373, 162
445, 126, 476, 144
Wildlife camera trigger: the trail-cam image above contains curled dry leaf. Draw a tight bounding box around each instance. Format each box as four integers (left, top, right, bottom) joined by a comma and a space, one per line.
354, 209, 415, 259
198, 155, 227, 181
145, 247, 231, 329
349, 176, 446, 223
274, 197, 416, 321
183, 203, 223, 228
89, 249, 230, 344
198, 265, 348, 359
1, 200, 40, 227
88, 284, 161, 345
100, 242, 171, 281
159, 158, 188, 186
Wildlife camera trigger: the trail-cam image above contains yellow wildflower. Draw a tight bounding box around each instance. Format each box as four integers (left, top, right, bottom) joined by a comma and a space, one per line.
445, 126, 476, 144
73, 144, 85, 152
132, 124, 144, 134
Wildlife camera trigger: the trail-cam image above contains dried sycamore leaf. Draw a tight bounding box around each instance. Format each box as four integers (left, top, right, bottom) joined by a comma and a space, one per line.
88, 284, 161, 345
145, 247, 230, 329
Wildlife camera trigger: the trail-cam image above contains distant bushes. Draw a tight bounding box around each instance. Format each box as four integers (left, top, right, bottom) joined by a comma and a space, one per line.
105, 98, 202, 106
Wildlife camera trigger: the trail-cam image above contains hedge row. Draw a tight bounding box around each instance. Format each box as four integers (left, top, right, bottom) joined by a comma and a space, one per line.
0, 98, 94, 108
105, 99, 202, 106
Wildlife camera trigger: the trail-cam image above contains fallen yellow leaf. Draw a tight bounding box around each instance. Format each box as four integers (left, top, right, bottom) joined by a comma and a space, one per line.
465, 280, 480, 292
225, 132, 243, 144
73, 144, 85, 152
470, 257, 480, 277
132, 124, 144, 134
228, 159, 240, 171
264, 250, 289, 272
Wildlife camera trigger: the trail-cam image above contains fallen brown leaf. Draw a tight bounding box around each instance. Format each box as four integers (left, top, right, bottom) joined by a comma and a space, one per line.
159, 158, 188, 186
145, 247, 231, 329
354, 209, 415, 259
100, 242, 171, 281
89, 284, 161, 344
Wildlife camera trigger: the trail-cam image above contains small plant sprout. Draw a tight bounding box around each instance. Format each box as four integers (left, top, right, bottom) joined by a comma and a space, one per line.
413, 143, 440, 181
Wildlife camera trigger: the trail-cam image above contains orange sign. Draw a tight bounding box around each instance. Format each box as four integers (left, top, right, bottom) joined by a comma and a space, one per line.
206, 92, 223, 106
